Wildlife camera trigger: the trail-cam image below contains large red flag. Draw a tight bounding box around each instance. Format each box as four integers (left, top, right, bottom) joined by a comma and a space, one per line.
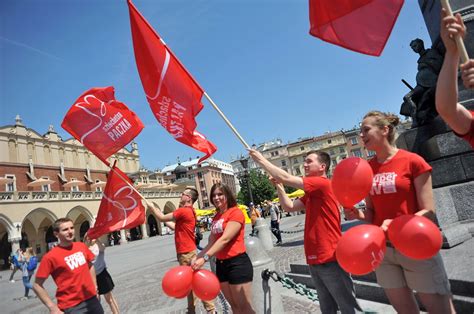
62, 86, 144, 165
128, 0, 217, 163
86, 166, 145, 239
309, 0, 404, 56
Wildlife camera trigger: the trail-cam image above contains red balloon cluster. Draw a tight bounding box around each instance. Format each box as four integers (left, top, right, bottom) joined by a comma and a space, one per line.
388, 215, 442, 260
162, 266, 193, 298
192, 269, 221, 301
162, 266, 220, 301
336, 225, 386, 275
331, 157, 374, 208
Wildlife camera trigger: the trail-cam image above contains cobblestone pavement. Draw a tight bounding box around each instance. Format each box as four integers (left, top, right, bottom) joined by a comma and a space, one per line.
1, 214, 320, 313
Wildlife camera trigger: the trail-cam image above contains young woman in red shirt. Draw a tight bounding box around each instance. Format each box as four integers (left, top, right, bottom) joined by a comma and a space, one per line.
345, 111, 455, 313
192, 183, 255, 314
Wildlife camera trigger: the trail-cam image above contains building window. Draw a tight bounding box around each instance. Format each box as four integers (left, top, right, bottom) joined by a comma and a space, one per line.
5, 175, 15, 192
329, 149, 335, 155
340, 154, 347, 159
95, 179, 103, 192
367, 150, 375, 157
281, 160, 287, 167
327, 139, 332, 144
300, 146, 305, 151
339, 147, 345, 153
332, 159, 337, 166
352, 149, 362, 158
294, 168, 301, 175
350, 137, 358, 145
293, 158, 298, 164
41, 176, 51, 192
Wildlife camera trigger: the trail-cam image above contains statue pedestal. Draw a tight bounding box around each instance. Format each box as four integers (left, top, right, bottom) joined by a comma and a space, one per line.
397, 100, 474, 248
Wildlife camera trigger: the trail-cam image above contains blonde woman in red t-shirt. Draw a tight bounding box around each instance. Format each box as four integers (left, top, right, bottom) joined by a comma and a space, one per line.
192, 183, 255, 314
345, 111, 455, 314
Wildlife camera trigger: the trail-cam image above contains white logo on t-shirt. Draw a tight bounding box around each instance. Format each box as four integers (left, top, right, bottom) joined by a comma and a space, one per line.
370, 172, 398, 195
211, 219, 224, 234
64, 252, 87, 270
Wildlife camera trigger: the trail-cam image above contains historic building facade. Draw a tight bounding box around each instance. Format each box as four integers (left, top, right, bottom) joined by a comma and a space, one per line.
0, 116, 180, 267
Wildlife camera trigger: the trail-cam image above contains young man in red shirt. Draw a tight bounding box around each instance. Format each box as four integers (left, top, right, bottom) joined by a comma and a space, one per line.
249, 149, 361, 313
33, 218, 103, 314
147, 187, 215, 314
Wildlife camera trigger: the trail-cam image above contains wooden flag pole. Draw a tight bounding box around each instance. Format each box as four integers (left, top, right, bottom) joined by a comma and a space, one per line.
440, 0, 470, 63
204, 92, 251, 150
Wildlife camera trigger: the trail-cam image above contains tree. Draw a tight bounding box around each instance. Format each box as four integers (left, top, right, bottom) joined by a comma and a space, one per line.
237, 169, 276, 206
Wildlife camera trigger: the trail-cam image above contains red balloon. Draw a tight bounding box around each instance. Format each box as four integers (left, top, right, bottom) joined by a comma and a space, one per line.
162, 266, 193, 298
388, 215, 442, 260
336, 224, 386, 275
331, 157, 374, 208
192, 270, 220, 301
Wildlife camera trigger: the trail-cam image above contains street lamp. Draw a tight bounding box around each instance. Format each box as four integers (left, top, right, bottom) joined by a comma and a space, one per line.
239, 157, 254, 205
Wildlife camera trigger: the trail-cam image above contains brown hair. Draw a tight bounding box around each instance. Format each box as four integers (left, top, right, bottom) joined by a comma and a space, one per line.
210, 183, 237, 209
185, 186, 199, 204
363, 111, 400, 144
306, 150, 331, 174
52, 218, 73, 232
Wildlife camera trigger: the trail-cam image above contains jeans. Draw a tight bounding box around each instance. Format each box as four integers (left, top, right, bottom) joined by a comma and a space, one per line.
270, 220, 282, 243
23, 275, 33, 297
308, 262, 362, 314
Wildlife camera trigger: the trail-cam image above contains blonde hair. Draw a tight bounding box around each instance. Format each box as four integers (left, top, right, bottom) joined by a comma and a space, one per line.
25, 247, 35, 258
363, 111, 400, 144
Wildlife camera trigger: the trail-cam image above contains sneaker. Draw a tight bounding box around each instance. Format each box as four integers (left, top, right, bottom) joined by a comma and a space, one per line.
10, 280, 15, 283
19, 296, 28, 301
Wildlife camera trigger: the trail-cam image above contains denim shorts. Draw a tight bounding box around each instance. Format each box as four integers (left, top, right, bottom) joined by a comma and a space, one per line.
216, 252, 253, 284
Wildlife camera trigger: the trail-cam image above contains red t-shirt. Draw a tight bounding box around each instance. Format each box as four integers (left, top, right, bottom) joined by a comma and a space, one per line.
368, 149, 432, 226
210, 206, 246, 260
35, 242, 96, 310
300, 176, 341, 265
173, 206, 197, 254
454, 110, 474, 148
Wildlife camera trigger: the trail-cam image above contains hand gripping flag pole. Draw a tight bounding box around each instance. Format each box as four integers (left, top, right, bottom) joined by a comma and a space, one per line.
440, 0, 470, 63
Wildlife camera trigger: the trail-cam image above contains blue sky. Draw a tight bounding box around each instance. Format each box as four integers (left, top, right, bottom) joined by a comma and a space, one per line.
1, 0, 431, 170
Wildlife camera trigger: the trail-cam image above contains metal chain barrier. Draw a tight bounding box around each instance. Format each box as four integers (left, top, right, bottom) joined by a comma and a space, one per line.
261, 269, 318, 302
279, 228, 305, 234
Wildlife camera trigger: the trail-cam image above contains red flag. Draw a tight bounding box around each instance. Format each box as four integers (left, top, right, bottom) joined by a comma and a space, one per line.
128, 0, 217, 163
309, 0, 404, 56
86, 166, 145, 239
62, 86, 144, 165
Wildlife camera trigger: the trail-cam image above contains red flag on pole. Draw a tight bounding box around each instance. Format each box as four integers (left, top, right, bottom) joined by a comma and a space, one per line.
61, 86, 144, 165
127, 0, 217, 163
86, 166, 145, 239
309, 0, 404, 56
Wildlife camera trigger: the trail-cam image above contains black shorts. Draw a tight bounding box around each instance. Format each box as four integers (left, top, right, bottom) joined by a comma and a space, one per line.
216, 252, 253, 285
96, 268, 115, 295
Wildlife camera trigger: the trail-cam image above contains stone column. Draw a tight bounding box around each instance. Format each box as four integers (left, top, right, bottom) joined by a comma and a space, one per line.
245, 236, 284, 314
120, 229, 128, 244
141, 223, 149, 239
255, 218, 274, 251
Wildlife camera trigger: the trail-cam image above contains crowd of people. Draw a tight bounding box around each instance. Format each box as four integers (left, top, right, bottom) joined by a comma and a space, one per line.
5, 8, 474, 314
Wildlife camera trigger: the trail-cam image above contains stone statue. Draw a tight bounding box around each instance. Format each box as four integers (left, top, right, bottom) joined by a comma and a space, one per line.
400, 38, 444, 127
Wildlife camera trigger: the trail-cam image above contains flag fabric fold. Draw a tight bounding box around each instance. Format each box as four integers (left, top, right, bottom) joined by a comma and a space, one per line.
86, 166, 145, 239
61, 86, 144, 165
128, 0, 217, 163
309, 0, 404, 56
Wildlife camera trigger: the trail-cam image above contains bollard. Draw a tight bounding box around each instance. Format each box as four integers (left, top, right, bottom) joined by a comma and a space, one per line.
246, 236, 284, 314
255, 218, 274, 251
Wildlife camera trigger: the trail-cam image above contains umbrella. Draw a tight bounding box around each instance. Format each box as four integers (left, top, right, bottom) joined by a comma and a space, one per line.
287, 189, 305, 198
135, 183, 150, 189
63, 180, 87, 188
195, 209, 217, 217
91, 180, 107, 188
27, 178, 55, 187
0, 177, 14, 185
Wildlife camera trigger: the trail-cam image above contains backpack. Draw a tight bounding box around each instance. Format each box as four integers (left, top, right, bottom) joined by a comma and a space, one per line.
27, 256, 38, 271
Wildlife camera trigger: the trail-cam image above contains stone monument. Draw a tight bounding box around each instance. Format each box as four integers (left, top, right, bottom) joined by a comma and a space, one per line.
396, 0, 474, 248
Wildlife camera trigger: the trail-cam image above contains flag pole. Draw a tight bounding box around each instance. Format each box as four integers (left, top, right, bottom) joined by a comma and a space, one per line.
440, 0, 470, 63
203, 92, 251, 149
